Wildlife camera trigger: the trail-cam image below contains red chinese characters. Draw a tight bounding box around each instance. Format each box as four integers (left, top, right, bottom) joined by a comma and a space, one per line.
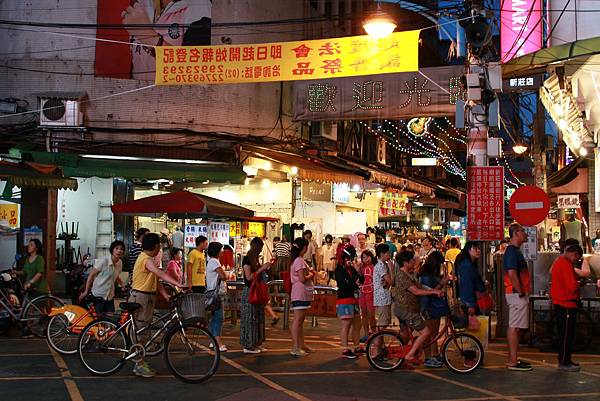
321, 58, 342, 74
292, 62, 315, 76
467, 167, 504, 241
318, 42, 341, 56
292, 44, 312, 58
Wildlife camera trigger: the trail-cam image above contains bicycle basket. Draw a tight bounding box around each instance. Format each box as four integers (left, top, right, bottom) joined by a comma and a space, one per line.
177, 293, 206, 323
451, 314, 468, 329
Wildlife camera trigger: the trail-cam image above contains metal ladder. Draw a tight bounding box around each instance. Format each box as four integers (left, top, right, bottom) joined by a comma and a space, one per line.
95, 202, 113, 259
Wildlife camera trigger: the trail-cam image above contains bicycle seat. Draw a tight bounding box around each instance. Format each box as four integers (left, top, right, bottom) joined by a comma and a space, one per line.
119, 302, 141, 312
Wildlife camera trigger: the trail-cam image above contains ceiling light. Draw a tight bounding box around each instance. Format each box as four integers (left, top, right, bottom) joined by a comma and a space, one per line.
263, 161, 272, 171
261, 178, 270, 188
242, 166, 258, 176
363, 3, 396, 39
290, 166, 298, 175
414, 201, 423, 207
202, 180, 210, 184
352, 184, 361, 192
152, 183, 159, 190
554, 103, 564, 117
376, 190, 383, 198
512, 143, 528, 155
579, 147, 588, 156
168, 180, 174, 185
558, 119, 568, 131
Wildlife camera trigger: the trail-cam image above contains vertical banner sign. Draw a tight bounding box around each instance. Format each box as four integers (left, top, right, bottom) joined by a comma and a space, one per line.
521, 226, 538, 261
155, 30, 420, 85
501, 0, 543, 62
184, 225, 207, 248
467, 167, 505, 241
209, 222, 230, 245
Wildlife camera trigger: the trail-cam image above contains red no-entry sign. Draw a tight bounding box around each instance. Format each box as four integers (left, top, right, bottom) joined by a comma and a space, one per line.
509, 185, 550, 226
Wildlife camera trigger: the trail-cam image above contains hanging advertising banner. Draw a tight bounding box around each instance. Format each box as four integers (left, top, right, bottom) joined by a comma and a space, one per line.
243, 222, 265, 238
557, 194, 580, 209
155, 30, 420, 85
293, 65, 465, 121
521, 226, 538, 261
501, 0, 543, 62
467, 167, 505, 241
184, 225, 207, 248
209, 222, 230, 245
379, 193, 410, 217
0, 203, 19, 228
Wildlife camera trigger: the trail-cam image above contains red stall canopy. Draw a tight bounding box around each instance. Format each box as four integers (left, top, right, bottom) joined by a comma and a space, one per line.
111, 191, 254, 219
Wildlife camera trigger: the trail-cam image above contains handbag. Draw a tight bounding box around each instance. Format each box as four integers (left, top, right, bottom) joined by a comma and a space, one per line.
424, 296, 450, 319
468, 315, 481, 331
249, 273, 270, 305
204, 277, 222, 312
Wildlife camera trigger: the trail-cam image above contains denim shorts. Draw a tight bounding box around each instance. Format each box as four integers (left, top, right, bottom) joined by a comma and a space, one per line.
337, 303, 359, 319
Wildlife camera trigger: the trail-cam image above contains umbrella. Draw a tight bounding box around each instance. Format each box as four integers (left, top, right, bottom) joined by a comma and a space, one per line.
111, 190, 254, 219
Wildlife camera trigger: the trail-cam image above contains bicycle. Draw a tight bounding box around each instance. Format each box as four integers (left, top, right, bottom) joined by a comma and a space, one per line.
77, 284, 220, 383
366, 314, 484, 374
0, 270, 64, 337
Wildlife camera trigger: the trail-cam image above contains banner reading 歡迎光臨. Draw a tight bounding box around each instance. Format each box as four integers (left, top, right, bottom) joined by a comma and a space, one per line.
155, 30, 420, 85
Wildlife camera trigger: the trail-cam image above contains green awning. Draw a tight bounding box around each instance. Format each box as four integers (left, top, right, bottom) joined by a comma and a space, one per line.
0, 163, 78, 190
503, 37, 600, 78
11, 149, 246, 184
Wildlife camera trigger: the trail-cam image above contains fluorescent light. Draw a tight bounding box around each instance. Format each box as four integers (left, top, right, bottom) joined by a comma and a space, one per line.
411, 157, 437, 166
414, 201, 423, 207
81, 154, 220, 165
512, 143, 528, 154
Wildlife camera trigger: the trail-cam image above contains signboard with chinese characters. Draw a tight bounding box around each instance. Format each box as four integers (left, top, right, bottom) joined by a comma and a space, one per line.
209, 222, 230, 245
521, 226, 538, 261
501, 0, 542, 62
242, 222, 265, 238
379, 192, 410, 217
467, 167, 505, 241
155, 30, 420, 85
23, 226, 43, 246
293, 66, 465, 121
557, 194, 580, 209
184, 225, 207, 248
0, 203, 19, 228
229, 221, 242, 238
502, 75, 542, 92
301, 182, 332, 202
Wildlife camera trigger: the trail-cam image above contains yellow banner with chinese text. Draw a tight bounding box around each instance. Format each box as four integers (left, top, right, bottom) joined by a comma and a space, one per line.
155, 30, 420, 85
0, 203, 19, 228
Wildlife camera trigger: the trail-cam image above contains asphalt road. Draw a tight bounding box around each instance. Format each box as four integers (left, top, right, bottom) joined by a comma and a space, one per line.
2, 319, 600, 401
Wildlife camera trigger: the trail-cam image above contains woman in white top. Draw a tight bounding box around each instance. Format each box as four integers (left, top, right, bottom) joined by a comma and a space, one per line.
80, 240, 125, 313
321, 234, 337, 285
206, 242, 228, 352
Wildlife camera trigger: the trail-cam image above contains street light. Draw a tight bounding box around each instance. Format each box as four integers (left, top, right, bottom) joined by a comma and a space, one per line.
512, 142, 528, 155
363, 2, 396, 39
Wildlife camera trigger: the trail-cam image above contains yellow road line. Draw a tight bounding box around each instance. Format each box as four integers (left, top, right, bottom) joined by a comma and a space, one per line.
48, 345, 84, 401
220, 354, 313, 401
414, 370, 521, 401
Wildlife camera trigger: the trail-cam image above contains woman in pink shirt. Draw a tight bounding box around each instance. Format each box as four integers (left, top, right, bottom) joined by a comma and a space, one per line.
358, 250, 376, 344
290, 237, 315, 357
166, 248, 183, 284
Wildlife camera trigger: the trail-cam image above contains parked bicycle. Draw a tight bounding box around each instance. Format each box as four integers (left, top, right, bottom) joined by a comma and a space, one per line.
77, 283, 219, 383
366, 313, 484, 374
0, 270, 64, 337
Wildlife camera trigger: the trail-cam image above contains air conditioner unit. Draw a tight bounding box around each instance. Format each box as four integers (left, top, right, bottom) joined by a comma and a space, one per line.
39, 98, 83, 127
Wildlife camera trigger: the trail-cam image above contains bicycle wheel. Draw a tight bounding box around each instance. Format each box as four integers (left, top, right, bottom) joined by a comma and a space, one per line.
144, 313, 170, 357
366, 330, 407, 372
78, 319, 129, 376
22, 295, 64, 338
442, 333, 483, 374
46, 314, 79, 355
164, 323, 220, 383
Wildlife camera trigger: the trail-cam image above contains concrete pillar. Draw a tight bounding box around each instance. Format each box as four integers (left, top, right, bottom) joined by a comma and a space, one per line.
20, 187, 57, 291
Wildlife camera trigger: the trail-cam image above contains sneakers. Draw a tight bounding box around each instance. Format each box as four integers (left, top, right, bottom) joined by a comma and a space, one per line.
133, 362, 156, 378
290, 349, 307, 357
341, 349, 358, 359
243, 348, 261, 354
219, 345, 228, 352
258, 346, 268, 352
424, 357, 444, 368
558, 364, 581, 372
507, 360, 533, 371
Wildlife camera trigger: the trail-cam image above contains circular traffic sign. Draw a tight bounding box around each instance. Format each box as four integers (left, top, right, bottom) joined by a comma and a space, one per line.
508, 185, 550, 226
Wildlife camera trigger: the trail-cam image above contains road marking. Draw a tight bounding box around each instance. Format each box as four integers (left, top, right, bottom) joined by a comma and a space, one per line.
414, 370, 521, 401
48, 346, 84, 401
488, 350, 600, 378
515, 202, 544, 210
220, 354, 312, 401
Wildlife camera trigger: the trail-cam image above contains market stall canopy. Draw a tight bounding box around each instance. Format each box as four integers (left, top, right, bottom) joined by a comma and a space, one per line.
111, 190, 254, 219
0, 161, 78, 190
11, 149, 246, 185
548, 158, 588, 194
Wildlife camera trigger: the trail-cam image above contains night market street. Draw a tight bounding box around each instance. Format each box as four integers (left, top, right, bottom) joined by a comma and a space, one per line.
3, 319, 600, 401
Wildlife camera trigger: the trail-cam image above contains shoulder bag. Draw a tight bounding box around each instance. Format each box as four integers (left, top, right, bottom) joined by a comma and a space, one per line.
249, 272, 270, 305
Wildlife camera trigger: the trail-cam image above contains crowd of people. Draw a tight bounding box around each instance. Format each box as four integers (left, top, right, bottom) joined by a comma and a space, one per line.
11, 221, 598, 378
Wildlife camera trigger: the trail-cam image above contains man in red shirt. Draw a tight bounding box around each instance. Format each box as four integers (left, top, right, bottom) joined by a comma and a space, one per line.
550, 244, 583, 372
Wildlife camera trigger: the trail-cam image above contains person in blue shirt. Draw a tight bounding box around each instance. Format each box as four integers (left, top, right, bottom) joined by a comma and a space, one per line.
455, 241, 485, 316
